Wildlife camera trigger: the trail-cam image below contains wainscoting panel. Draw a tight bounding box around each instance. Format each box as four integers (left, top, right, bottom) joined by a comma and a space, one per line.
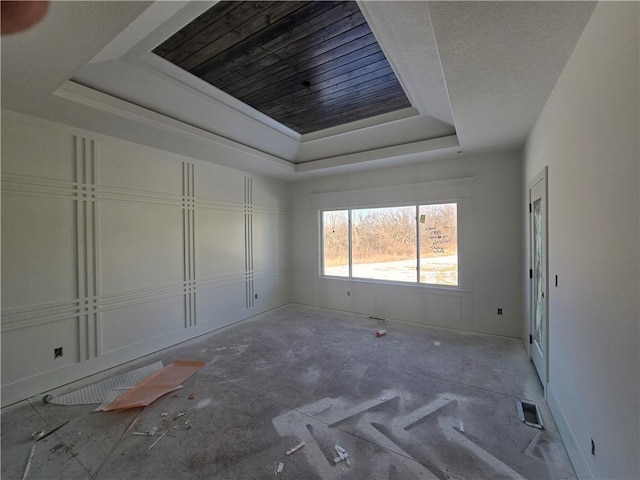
194, 160, 245, 205
1, 317, 80, 385
1, 113, 290, 405
99, 201, 184, 294
1, 120, 75, 181
195, 281, 247, 331
1, 194, 77, 307
101, 295, 185, 354
253, 211, 288, 274
98, 141, 183, 196
195, 208, 245, 280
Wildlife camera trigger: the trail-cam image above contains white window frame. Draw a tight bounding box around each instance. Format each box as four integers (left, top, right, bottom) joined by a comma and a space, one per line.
311, 177, 476, 291
321, 203, 458, 286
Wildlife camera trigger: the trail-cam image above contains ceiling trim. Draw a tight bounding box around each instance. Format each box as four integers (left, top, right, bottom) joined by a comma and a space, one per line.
299, 107, 418, 142
54, 80, 295, 173
295, 134, 459, 174
357, 1, 454, 126
55, 80, 460, 177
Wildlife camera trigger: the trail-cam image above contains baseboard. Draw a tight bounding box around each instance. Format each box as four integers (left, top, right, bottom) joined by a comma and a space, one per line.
547, 383, 594, 479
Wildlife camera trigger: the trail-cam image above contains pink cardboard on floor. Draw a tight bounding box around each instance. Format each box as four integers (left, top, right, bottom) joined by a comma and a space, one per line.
102, 360, 204, 412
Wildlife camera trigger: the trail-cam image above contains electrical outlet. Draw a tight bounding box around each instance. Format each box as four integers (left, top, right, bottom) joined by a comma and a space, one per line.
591, 438, 595, 456
497, 308, 503, 315
54, 347, 63, 359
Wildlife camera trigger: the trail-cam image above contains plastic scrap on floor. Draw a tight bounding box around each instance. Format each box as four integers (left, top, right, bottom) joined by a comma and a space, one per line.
285, 442, 305, 455
161, 412, 168, 417
21, 445, 36, 480
42, 361, 163, 408
375, 329, 387, 337
275, 462, 284, 474
102, 361, 205, 412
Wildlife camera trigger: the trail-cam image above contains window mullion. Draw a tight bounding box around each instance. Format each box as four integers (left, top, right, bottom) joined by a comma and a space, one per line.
348, 209, 353, 278
416, 205, 420, 284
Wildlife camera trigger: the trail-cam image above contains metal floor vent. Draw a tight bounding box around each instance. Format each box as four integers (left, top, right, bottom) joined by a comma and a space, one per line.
516, 399, 544, 429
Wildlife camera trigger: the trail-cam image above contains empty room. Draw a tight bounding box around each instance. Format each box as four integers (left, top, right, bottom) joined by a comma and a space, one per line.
1, 1, 638, 479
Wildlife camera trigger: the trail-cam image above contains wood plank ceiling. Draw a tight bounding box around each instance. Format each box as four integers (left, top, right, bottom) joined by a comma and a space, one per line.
153, 1, 411, 135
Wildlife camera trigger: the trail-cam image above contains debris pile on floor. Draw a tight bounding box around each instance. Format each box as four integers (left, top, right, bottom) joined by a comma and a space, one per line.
333, 443, 351, 466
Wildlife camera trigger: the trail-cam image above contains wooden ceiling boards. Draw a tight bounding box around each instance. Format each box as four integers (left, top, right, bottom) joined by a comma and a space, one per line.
154, 1, 411, 134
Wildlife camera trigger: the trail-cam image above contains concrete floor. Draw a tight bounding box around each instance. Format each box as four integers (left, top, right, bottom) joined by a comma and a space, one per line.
2, 304, 575, 479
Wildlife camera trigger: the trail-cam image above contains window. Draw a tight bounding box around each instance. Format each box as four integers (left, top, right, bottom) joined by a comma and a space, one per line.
322, 203, 458, 286
322, 210, 349, 278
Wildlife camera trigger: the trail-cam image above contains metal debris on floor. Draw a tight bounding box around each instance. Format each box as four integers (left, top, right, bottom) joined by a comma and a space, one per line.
285, 441, 305, 455
36, 420, 69, 442
375, 329, 387, 337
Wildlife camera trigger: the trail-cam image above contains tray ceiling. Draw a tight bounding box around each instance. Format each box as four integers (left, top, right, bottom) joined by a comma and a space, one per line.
3, 1, 596, 178
153, 1, 411, 134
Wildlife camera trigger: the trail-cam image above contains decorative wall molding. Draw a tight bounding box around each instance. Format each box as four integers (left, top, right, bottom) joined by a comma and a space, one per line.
195, 198, 244, 212
183, 161, 196, 328
244, 176, 255, 309
1, 174, 78, 200
254, 267, 291, 281
253, 205, 289, 216
1, 115, 291, 406
100, 282, 186, 310
2, 300, 82, 332
75, 136, 100, 360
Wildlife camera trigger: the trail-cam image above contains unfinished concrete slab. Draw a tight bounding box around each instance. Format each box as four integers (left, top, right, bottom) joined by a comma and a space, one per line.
1, 305, 575, 479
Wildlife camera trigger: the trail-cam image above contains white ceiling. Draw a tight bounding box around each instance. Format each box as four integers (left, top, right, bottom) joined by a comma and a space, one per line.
1, 1, 596, 180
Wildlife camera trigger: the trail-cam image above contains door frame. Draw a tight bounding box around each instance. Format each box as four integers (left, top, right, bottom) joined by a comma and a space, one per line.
529, 166, 549, 396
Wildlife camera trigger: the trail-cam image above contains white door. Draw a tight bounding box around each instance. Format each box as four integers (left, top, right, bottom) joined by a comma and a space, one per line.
529, 169, 548, 387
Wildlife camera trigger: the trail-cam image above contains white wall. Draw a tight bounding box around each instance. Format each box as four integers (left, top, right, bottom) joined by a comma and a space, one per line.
523, 2, 639, 478
1, 112, 290, 406
291, 151, 523, 337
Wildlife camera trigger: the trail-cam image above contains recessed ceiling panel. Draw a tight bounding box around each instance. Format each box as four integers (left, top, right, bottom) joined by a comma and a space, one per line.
153, 1, 412, 134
